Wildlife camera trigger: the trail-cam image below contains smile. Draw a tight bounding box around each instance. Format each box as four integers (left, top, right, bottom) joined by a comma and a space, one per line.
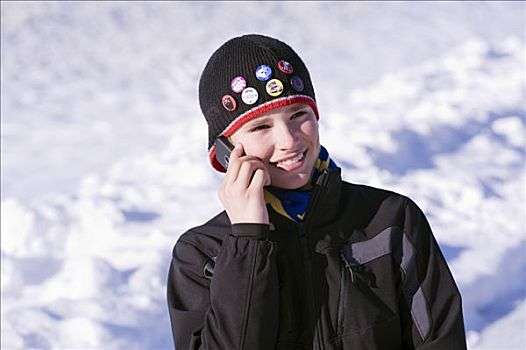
272, 150, 308, 171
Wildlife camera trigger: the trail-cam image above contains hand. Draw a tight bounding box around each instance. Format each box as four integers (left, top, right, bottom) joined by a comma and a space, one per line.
218, 143, 271, 224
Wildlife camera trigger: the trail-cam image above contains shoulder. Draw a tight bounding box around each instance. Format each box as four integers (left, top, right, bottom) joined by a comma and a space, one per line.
340, 180, 411, 211
339, 181, 425, 232
171, 211, 230, 261
341, 181, 406, 204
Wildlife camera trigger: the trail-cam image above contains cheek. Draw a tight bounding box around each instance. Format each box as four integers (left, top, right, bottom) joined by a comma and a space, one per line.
244, 142, 269, 159
232, 134, 273, 160
301, 120, 319, 140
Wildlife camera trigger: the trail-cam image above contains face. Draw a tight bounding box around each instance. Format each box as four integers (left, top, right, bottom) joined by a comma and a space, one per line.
229, 103, 320, 189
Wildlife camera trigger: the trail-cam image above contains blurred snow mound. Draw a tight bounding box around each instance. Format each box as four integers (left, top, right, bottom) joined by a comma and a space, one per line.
1, 6, 525, 348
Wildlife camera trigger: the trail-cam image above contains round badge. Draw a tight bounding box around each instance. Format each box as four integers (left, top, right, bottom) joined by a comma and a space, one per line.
221, 95, 237, 112
230, 76, 247, 93
266, 79, 284, 97
255, 64, 273, 81
241, 87, 259, 105
278, 60, 294, 74
290, 76, 304, 92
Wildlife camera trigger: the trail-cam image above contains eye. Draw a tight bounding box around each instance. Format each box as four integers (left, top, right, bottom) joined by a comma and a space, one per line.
250, 124, 270, 132
291, 111, 307, 119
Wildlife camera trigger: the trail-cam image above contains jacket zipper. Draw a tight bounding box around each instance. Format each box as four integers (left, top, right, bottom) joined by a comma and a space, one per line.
299, 224, 317, 347
299, 170, 329, 349
337, 262, 346, 335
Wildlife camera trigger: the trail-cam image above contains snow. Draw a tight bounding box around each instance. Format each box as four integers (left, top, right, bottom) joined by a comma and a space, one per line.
1, 2, 525, 349
469, 300, 526, 349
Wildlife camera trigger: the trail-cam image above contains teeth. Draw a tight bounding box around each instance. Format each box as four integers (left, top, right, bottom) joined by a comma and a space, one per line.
277, 153, 304, 166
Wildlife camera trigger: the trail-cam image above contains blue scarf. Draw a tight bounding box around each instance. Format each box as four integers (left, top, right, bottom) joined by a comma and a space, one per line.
264, 145, 339, 222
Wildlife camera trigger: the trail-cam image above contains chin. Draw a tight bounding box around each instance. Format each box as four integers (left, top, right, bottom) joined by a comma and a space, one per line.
271, 173, 311, 190
269, 144, 319, 189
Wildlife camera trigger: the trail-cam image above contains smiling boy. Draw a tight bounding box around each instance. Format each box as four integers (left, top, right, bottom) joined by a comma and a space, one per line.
167, 34, 467, 349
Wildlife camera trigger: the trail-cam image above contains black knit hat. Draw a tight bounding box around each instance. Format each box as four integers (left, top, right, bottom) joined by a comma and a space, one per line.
198, 34, 319, 172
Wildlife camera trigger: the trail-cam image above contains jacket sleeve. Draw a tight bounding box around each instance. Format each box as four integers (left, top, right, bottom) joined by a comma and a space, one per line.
167, 223, 279, 349
399, 198, 467, 349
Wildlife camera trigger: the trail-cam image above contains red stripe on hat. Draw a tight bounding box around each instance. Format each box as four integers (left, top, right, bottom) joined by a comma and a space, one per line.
209, 147, 227, 172
222, 95, 318, 137
209, 95, 319, 172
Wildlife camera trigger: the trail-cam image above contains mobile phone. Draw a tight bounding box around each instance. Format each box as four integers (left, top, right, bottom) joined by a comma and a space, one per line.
215, 136, 235, 169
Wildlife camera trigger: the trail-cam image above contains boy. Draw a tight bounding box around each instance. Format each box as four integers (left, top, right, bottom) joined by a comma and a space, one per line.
167, 34, 467, 349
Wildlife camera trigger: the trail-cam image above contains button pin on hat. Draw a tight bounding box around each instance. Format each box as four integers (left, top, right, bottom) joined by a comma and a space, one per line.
255, 65, 273, 81
231, 76, 247, 93
278, 60, 294, 74
221, 95, 237, 111
290, 76, 304, 92
241, 87, 259, 105
266, 79, 284, 97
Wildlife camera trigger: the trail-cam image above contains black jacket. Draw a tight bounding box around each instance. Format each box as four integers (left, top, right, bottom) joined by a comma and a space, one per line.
167, 168, 467, 349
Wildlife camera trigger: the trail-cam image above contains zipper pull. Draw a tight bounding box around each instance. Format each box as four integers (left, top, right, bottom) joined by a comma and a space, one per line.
349, 267, 356, 284
340, 249, 359, 284
315, 169, 330, 187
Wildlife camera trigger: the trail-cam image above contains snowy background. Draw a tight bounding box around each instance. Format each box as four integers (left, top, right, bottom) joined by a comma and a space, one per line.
1, 2, 525, 349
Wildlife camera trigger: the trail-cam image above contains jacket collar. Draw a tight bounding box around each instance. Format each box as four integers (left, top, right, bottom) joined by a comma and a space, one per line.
304, 167, 342, 229
268, 167, 342, 231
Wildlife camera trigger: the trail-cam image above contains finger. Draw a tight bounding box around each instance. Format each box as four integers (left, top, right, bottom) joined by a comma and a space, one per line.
248, 168, 269, 193
237, 159, 266, 189
224, 143, 244, 182
230, 142, 244, 160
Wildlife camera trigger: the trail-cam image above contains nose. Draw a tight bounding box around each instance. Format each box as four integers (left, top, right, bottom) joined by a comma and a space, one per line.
275, 122, 299, 151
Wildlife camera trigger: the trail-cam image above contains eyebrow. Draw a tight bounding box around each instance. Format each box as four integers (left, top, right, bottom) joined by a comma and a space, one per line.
288, 105, 308, 113
243, 118, 270, 130
243, 105, 309, 129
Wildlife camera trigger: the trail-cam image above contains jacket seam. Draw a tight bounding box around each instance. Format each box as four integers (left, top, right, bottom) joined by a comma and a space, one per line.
177, 237, 213, 256
177, 238, 216, 281
336, 262, 346, 333
326, 314, 400, 343
410, 286, 432, 342
399, 229, 431, 342
411, 301, 426, 342
239, 240, 259, 349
